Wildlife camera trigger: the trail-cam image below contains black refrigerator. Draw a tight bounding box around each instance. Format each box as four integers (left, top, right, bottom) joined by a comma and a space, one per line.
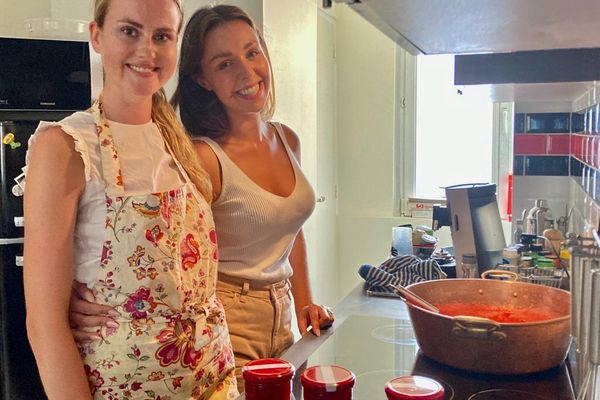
0, 37, 91, 400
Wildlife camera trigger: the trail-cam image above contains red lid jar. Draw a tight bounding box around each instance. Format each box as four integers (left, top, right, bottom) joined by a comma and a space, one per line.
301, 365, 356, 400
384, 375, 444, 400
242, 358, 295, 400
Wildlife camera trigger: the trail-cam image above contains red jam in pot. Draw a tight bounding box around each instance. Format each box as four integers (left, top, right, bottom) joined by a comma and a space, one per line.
437, 303, 557, 323
385, 375, 444, 400
242, 358, 295, 400
301, 365, 356, 400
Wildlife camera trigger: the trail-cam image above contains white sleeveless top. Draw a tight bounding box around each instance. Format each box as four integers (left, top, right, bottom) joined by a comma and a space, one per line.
201, 123, 315, 283
26, 111, 185, 287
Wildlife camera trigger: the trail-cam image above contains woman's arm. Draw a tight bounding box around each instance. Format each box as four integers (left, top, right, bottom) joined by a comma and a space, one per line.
24, 127, 92, 399
289, 231, 334, 336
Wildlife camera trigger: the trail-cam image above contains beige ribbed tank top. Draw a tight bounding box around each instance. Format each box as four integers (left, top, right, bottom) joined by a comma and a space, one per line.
200, 123, 315, 282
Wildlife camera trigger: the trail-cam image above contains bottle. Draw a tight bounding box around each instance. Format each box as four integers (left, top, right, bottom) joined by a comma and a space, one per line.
384, 375, 444, 400
301, 365, 355, 400
242, 358, 295, 400
459, 253, 478, 278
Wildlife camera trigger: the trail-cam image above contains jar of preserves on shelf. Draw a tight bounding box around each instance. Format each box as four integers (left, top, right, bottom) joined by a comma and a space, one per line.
301, 365, 355, 400
242, 358, 295, 400
384, 375, 444, 400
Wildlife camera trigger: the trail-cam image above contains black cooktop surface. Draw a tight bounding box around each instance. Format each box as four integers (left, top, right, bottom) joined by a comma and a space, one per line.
303, 314, 575, 400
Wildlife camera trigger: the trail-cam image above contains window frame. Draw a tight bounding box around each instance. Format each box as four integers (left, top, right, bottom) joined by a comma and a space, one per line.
394, 48, 513, 219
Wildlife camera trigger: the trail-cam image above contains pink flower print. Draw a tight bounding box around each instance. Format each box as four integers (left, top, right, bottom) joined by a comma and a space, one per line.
155, 320, 203, 369
100, 241, 113, 265
209, 228, 218, 261
84, 364, 104, 395
180, 234, 199, 271
123, 287, 157, 319
101, 138, 111, 147
145, 225, 164, 246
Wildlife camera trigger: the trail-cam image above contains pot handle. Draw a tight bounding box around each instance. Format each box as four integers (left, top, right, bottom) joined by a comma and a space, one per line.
451, 316, 507, 341
481, 269, 519, 281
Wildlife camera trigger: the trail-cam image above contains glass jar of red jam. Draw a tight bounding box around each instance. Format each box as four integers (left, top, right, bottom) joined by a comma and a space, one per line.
300, 365, 356, 400
242, 358, 295, 400
384, 375, 444, 400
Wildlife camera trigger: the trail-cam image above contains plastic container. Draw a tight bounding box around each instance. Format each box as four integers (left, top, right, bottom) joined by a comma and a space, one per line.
242, 358, 294, 400
459, 253, 478, 278
384, 375, 444, 400
301, 365, 355, 400
392, 226, 413, 256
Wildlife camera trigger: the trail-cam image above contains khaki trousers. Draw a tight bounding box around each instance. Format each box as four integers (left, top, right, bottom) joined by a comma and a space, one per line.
216, 275, 295, 393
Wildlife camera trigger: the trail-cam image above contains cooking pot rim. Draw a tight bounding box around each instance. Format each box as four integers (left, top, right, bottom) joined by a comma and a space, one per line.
406, 278, 571, 325
406, 302, 570, 325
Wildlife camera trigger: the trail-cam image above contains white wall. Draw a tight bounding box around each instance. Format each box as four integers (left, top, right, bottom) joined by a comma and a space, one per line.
333, 5, 453, 296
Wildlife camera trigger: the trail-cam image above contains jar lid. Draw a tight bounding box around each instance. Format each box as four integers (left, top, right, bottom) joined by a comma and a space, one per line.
385, 375, 444, 400
242, 358, 295, 383
301, 365, 355, 392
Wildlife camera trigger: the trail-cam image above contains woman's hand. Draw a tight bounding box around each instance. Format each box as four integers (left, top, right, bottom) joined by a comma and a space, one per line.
297, 303, 334, 337
69, 281, 119, 342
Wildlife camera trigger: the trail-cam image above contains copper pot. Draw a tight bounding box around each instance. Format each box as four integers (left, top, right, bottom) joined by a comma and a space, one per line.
405, 279, 571, 375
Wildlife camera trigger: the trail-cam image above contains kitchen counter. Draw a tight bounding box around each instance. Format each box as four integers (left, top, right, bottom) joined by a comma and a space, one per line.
237, 283, 575, 399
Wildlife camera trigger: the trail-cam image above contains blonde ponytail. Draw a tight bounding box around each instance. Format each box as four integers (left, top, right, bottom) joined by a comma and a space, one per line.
152, 89, 212, 203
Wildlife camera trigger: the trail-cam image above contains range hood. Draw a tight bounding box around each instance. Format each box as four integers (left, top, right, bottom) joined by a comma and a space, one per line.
333, 0, 600, 102
333, 0, 600, 56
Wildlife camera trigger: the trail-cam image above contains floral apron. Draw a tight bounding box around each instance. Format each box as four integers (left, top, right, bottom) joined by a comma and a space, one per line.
79, 100, 238, 400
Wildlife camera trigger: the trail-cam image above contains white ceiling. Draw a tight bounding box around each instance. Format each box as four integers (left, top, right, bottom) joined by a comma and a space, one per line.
338, 0, 600, 103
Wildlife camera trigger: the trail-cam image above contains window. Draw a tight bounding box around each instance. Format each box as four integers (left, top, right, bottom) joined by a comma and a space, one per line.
415, 54, 494, 199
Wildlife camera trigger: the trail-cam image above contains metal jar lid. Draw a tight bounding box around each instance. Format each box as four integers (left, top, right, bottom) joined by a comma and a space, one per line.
384, 375, 444, 400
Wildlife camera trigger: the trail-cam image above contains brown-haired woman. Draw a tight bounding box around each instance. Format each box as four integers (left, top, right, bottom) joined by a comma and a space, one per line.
23, 0, 237, 398
171, 4, 335, 389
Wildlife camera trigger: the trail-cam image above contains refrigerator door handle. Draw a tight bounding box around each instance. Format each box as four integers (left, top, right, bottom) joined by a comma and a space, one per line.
0, 238, 24, 245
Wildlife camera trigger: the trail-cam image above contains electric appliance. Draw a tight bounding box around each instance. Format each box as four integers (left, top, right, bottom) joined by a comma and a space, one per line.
0, 37, 91, 111
432, 183, 506, 277
0, 37, 91, 400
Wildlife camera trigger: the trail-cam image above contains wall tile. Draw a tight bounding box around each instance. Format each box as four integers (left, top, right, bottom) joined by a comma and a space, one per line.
572, 112, 584, 133
571, 157, 584, 177
514, 113, 525, 134
514, 134, 546, 155
525, 155, 569, 176
526, 112, 570, 133
571, 135, 583, 160
514, 156, 524, 176
546, 134, 570, 155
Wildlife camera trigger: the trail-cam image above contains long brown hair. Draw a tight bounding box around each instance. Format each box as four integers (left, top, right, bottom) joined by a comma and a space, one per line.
171, 5, 276, 139
93, 0, 212, 202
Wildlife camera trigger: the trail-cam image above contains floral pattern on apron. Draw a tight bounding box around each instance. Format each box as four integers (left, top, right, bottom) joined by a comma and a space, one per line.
78, 99, 238, 400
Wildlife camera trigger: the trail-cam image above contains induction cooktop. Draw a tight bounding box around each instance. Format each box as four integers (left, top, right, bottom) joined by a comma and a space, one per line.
302, 314, 575, 400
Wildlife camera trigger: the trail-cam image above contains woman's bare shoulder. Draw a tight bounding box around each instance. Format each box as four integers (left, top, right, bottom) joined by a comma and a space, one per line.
276, 122, 301, 157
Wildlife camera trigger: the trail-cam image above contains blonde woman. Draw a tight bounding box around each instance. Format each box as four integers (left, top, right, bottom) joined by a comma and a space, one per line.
23, 0, 237, 398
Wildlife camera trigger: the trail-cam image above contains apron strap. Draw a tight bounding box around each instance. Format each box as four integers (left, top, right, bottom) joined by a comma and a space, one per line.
91, 99, 126, 197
